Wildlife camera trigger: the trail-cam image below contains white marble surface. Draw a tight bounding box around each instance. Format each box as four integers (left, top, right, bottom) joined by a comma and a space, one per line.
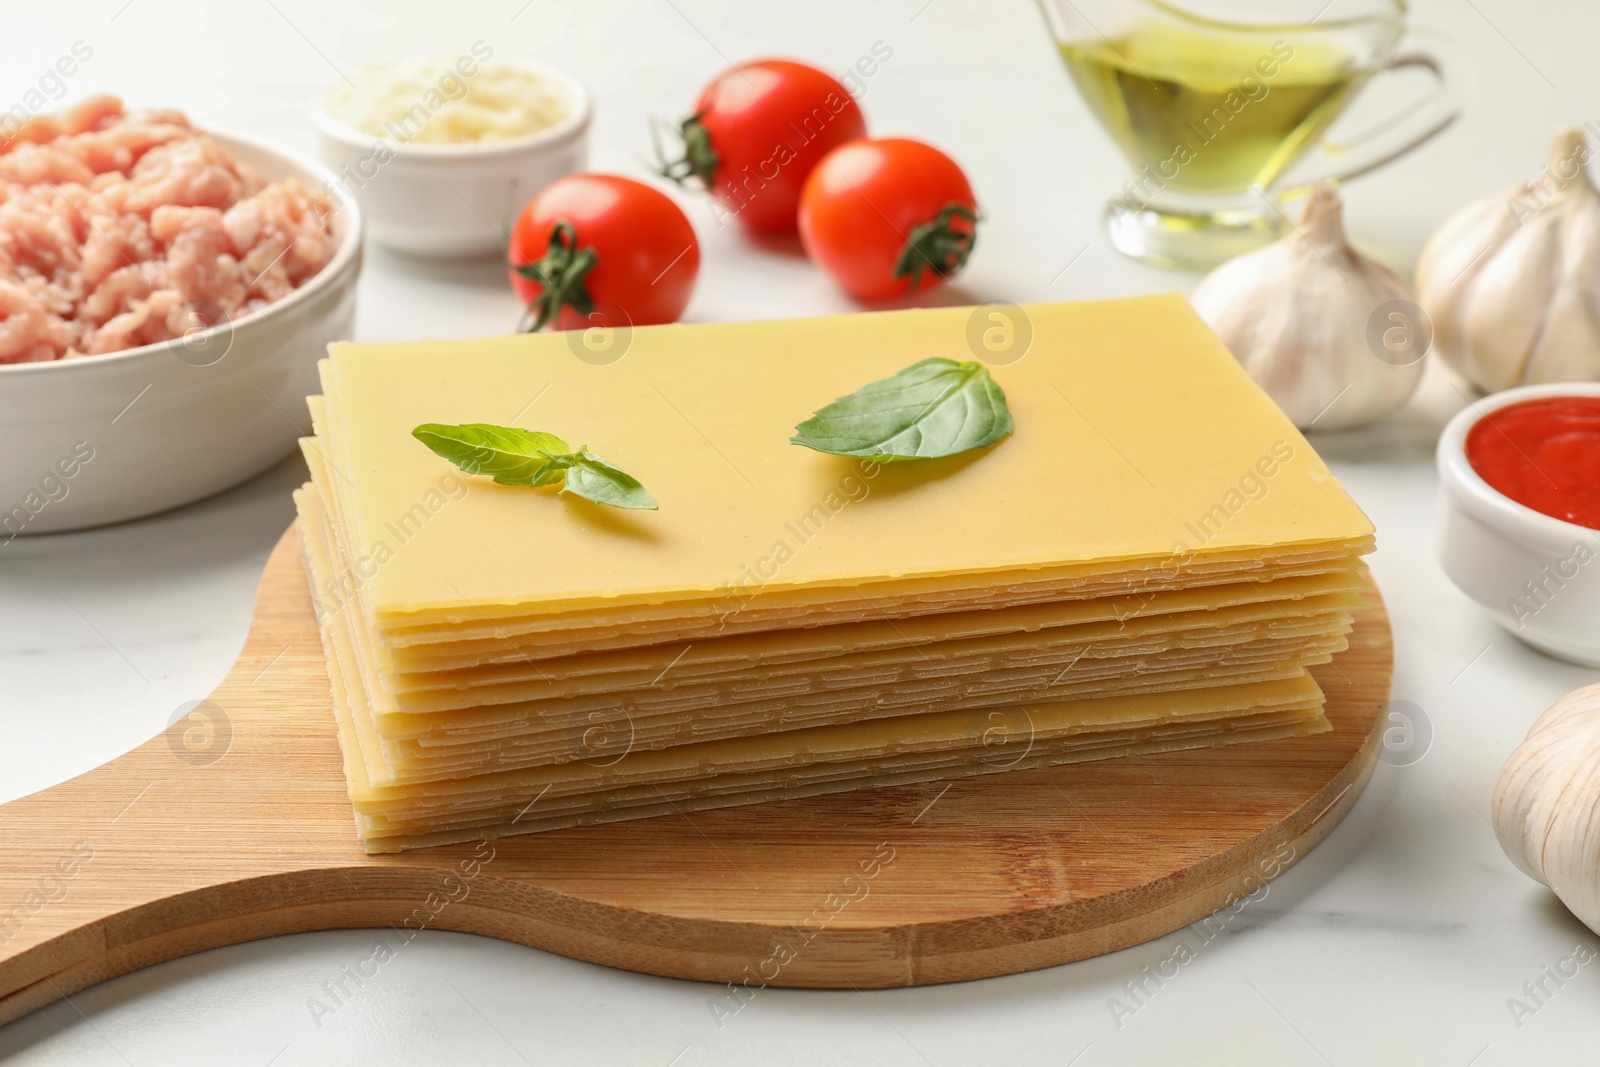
3, 0, 1599, 1063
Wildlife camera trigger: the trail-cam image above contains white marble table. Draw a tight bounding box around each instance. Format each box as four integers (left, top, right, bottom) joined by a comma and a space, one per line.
3, 0, 1598, 1063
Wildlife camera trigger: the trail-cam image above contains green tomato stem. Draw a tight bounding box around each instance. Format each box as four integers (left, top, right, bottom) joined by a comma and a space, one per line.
893, 203, 979, 291
513, 220, 598, 332
654, 110, 719, 189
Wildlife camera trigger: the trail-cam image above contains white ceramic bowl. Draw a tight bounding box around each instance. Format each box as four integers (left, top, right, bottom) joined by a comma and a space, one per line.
1436, 382, 1600, 666
0, 131, 362, 537
309, 62, 590, 257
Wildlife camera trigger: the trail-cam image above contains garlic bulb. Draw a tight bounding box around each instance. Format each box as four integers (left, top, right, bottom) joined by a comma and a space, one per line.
1417, 128, 1600, 393
1190, 186, 1424, 432
1493, 683, 1600, 933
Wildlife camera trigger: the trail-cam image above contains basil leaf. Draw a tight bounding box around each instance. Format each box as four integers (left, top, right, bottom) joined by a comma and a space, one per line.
559, 447, 659, 510
412, 424, 657, 510
412, 424, 571, 485
790, 357, 1013, 461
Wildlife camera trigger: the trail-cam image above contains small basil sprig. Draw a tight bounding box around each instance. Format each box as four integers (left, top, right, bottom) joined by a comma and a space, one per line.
412, 423, 657, 510
790, 357, 1013, 462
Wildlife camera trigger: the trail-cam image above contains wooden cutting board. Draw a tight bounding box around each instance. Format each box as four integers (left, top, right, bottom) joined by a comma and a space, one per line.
0, 524, 1391, 1025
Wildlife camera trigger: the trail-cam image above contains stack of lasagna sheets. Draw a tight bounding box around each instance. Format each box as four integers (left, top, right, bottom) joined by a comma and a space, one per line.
293, 296, 1375, 853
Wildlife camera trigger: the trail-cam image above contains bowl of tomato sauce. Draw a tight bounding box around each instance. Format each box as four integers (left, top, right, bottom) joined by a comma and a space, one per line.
1437, 383, 1600, 666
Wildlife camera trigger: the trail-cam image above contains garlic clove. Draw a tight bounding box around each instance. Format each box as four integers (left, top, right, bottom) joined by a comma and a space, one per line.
1524, 192, 1600, 384
1190, 185, 1424, 431
1415, 197, 1511, 303
1459, 214, 1562, 391
1526, 275, 1600, 384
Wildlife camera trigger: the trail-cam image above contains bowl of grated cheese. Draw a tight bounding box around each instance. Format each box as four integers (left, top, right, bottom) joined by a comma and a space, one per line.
311, 51, 590, 257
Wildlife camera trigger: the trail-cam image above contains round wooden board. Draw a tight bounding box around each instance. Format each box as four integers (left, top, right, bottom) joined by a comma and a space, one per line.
0, 524, 1391, 1024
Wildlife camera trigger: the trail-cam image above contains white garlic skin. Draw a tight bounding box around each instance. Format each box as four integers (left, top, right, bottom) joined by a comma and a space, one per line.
1494, 683, 1600, 933
1417, 128, 1600, 393
1190, 186, 1424, 432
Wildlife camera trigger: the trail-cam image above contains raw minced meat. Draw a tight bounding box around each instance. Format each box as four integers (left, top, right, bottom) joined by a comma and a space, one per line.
0, 96, 338, 363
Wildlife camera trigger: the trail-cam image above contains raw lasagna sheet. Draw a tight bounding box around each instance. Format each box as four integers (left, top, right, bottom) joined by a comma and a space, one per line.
310, 296, 1373, 629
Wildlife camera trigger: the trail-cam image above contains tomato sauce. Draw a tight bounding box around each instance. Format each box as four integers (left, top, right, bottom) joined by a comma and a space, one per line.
1465, 396, 1600, 530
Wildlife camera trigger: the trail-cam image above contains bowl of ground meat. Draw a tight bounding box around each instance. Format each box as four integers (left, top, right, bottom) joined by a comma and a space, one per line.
0, 97, 361, 536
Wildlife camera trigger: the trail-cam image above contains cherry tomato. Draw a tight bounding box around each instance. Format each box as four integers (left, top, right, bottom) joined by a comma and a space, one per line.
798, 138, 978, 302
508, 174, 699, 330
660, 59, 866, 234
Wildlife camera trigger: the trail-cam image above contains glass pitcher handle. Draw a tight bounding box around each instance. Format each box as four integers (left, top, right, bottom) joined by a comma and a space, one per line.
1276, 35, 1460, 194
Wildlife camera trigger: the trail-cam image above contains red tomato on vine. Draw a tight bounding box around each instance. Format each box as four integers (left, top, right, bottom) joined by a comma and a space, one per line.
658, 59, 867, 234
508, 174, 699, 331
798, 138, 978, 302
